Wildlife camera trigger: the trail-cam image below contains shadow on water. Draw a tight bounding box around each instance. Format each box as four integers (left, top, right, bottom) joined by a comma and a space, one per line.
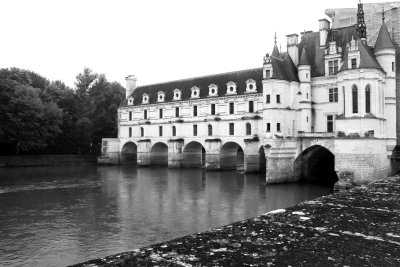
0, 165, 332, 266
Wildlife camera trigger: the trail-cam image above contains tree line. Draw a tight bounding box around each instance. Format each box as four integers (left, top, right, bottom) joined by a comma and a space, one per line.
0, 67, 125, 155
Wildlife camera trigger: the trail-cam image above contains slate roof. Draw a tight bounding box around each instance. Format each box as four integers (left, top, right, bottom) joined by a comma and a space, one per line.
374, 22, 395, 51
340, 40, 383, 72
298, 31, 326, 77
299, 48, 310, 66
122, 68, 263, 106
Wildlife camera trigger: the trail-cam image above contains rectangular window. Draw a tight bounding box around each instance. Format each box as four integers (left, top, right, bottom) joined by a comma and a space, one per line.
193, 106, 197, 117
327, 115, 333, 133
393, 62, 395, 72
129, 127, 132, 137
193, 124, 197, 136
249, 101, 254, 113
175, 107, 179, 117
159, 109, 163, 119
141, 127, 144, 137
129, 111, 132, 121
229, 102, 234, 114
266, 123, 271, 132
172, 126, 176, 136
144, 110, 147, 119
211, 104, 216, 115
266, 95, 270, 104
351, 58, 357, 69
159, 126, 163, 136
265, 70, 271, 79
229, 123, 234, 135
329, 88, 338, 102
277, 123, 281, 132
276, 95, 281, 104
328, 60, 338, 75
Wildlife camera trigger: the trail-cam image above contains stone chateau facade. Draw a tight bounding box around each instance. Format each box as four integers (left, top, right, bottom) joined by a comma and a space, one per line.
101, 2, 397, 186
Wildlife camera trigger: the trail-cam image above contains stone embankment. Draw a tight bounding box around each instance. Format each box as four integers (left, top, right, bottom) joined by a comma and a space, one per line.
73, 177, 400, 266
0, 155, 97, 167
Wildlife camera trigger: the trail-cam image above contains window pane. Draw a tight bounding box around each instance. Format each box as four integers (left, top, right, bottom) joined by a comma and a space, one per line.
352, 85, 358, 113
249, 101, 254, 113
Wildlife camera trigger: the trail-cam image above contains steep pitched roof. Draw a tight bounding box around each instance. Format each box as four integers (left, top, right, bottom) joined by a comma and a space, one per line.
340, 40, 383, 72
122, 68, 263, 106
374, 22, 395, 51
298, 31, 325, 77
299, 48, 310, 66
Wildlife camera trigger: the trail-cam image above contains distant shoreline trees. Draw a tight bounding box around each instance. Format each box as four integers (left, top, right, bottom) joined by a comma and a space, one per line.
0, 67, 124, 155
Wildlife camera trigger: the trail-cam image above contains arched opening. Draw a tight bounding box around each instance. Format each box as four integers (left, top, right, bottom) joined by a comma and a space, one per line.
183, 141, 206, 168
258, 146, 266, 173
352, 84, 358, 113
294, 145, 338, 186
150, 142, 168, 167
365, 84, 371, 113
220, 142, 244, 171
120, 142, 137, 165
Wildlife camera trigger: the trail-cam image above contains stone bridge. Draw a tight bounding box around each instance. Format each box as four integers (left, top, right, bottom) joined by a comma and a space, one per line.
101, 132, 392, 186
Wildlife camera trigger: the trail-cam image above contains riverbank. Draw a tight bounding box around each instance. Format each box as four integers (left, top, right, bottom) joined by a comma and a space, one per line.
0, 155, 97, 167
73, 176, 400, 266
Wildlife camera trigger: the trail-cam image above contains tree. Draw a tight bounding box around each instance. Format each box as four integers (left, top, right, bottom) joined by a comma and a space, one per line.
4, 84, 62, 154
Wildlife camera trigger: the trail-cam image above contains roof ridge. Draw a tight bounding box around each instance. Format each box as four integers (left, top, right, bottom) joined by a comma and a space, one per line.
137, 67, 262, 88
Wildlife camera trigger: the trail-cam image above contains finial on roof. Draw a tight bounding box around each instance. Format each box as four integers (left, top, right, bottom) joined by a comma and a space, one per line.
382, 7, 385, 22
274, 32, 277, 44
357, 0, 367, 41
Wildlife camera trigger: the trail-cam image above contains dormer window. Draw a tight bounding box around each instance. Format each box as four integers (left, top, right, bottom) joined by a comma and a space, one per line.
226, 81, 237, 95
157, 91, 165, 102
208, 84, 218, 97
245, 79, 257, 93
173, 89, 182, 101
264, 68, 272, 80
191, 86, 200, 99
128, 97, 134, 105
142, 93, 149, 104
351, 58, 357, 69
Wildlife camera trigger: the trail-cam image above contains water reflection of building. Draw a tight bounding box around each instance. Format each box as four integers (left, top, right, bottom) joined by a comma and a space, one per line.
101, 2, 398, 187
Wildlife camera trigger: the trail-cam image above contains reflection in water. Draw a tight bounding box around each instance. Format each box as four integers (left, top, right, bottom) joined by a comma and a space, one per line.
0, 166, 332, 266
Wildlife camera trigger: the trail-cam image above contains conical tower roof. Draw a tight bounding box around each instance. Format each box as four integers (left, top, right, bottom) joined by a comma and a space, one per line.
374, 22, 395, 51
271, 44, 280, 58
299, 48, 310, 66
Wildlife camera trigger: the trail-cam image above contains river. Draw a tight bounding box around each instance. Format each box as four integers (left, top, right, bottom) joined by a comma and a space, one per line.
0, 165, 332, 266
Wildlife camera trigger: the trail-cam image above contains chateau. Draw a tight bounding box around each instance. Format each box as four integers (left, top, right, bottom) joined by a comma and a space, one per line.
101, 2, 397, 186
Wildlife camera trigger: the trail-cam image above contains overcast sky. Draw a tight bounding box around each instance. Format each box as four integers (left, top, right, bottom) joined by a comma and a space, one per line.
0, 0, 391, 88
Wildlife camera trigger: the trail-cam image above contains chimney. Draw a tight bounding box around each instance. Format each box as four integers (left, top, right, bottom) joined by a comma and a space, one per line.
125, 75, 137, 99
319, 19, 330, 47
286, 33, 299, 66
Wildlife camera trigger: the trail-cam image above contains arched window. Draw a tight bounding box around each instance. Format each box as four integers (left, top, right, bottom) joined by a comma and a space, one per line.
208, 124, 212, 136
246, 123, 251, 135
365, 85, 371, 113
352, 85, 358, 113
140, 127, 144, 137
172, 126, 176, 137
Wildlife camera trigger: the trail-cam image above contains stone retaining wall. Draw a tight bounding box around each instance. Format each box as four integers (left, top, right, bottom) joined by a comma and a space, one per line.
0, 155, 97, 167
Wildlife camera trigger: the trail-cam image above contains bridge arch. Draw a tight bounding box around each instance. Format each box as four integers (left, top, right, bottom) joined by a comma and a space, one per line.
183, 141, 205, 168
121, 141, 137, 164
220, 142, 244, 171
150, 142, 168, 166
294, 145, 338, 185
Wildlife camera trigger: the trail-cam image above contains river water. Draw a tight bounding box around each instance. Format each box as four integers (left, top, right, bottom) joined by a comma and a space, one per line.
0, 165, 332, 266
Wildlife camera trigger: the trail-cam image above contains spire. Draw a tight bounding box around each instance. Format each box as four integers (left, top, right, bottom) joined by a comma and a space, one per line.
271, 33, 280, 58
299, 48, 310, 66
374, 19, 395, 52
356, 1, 367, 41
382, 7, 385, 22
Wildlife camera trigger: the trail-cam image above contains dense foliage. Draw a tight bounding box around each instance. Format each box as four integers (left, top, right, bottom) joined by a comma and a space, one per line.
0, 67, 125, 155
